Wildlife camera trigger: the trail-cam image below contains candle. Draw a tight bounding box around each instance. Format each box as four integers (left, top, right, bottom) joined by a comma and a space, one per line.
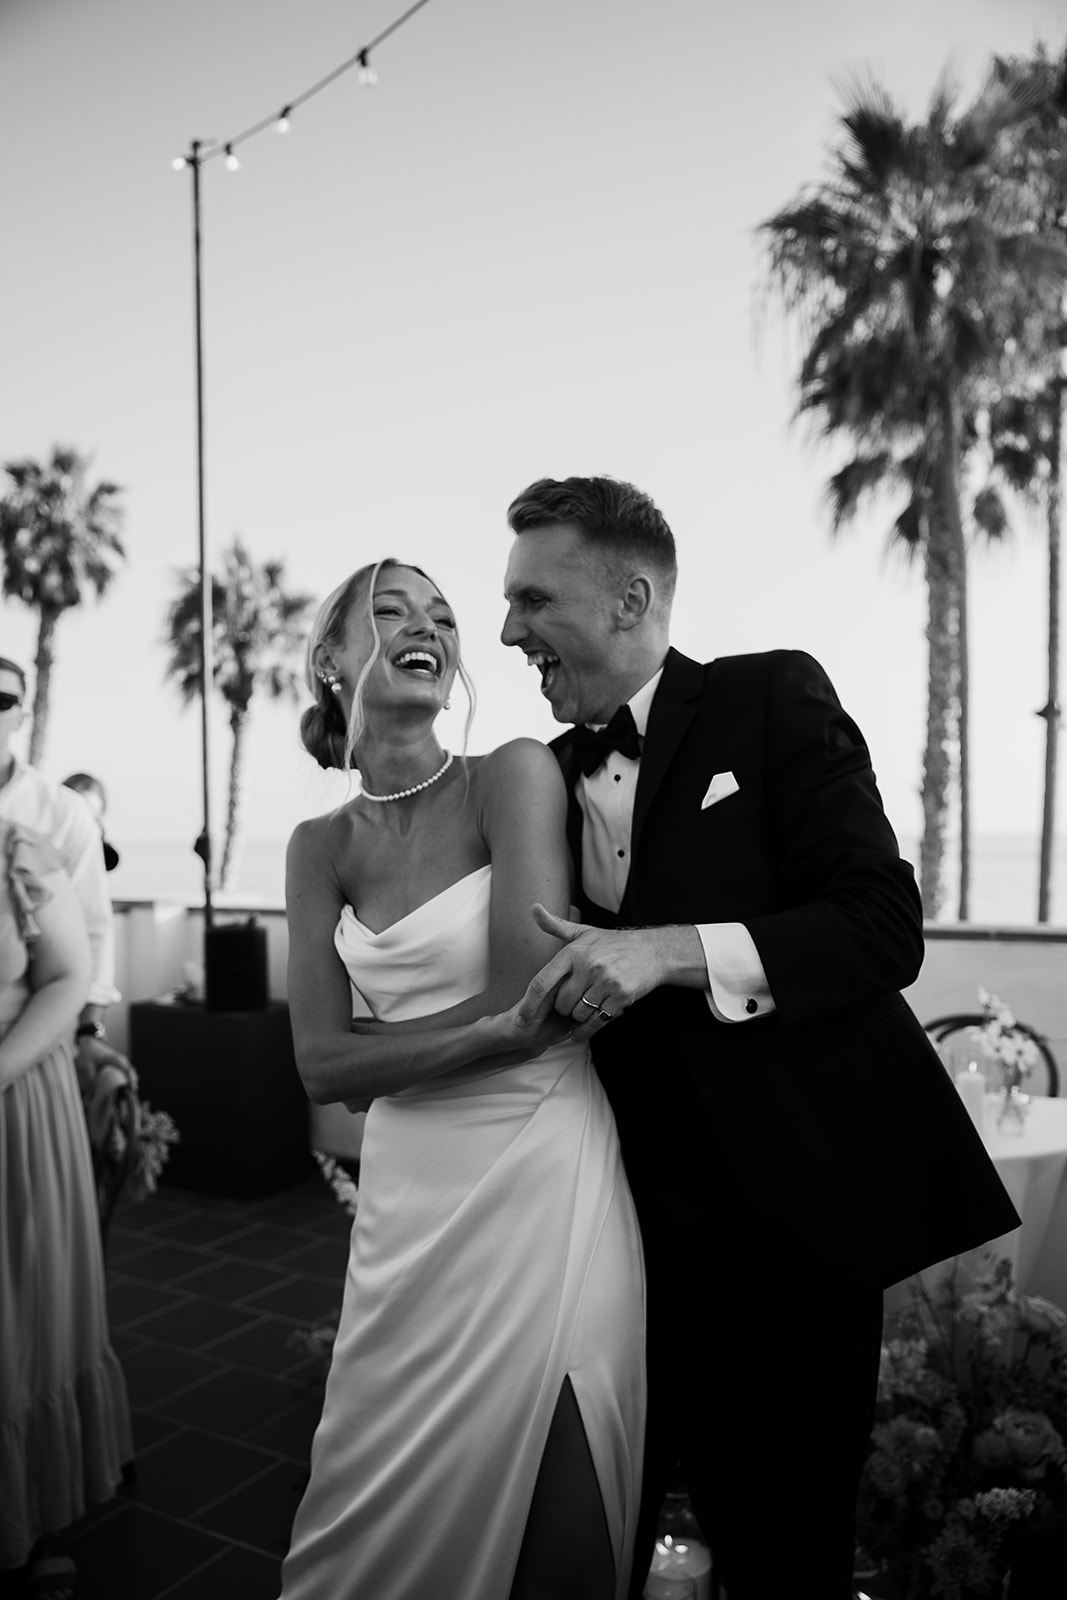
645, 1536, 712, 1600
955, 1060, 986, 1135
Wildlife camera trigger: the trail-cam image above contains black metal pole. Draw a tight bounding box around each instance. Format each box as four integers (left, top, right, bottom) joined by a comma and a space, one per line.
189, 140, 215, 930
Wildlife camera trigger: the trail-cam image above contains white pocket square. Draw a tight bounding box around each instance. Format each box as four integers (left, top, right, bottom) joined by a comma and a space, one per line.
701, 771, 740, 810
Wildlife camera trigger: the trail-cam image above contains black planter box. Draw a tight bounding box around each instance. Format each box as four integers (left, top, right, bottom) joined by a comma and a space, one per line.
128, 999, 313, 1197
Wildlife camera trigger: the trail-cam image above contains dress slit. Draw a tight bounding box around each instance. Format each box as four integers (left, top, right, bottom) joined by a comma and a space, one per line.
507, 1374, 616, 1600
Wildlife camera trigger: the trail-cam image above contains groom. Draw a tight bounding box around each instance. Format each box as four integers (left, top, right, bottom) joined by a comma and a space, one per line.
501, 476, 1020, 1600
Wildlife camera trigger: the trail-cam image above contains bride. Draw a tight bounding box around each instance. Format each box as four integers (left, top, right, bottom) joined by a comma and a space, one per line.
278, 559, 645, 1600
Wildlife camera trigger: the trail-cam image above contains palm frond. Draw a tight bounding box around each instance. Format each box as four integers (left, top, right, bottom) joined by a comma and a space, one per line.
163, 537, 315, 713
971, 485, 1011, 540
824, 452, 894, 531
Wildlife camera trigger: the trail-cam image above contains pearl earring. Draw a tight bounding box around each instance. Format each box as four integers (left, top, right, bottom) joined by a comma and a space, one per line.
320, 670, 342, 696
444, 698, 451, 710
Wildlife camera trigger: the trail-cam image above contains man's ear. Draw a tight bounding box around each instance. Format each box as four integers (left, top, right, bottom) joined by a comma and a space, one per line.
616, 574, 654, 631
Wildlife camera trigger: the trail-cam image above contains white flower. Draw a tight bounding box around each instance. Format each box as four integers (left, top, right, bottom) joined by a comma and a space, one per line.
313, 1149, 359, 1215
978, 989, 1039, 1084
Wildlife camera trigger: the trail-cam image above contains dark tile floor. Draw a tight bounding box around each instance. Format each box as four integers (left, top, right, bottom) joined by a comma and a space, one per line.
63, 1174, 353, 1600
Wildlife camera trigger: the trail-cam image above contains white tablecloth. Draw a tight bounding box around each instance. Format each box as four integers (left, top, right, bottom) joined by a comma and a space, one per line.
980, 1093, 1067, 1309
886, 1094, 1067, 1314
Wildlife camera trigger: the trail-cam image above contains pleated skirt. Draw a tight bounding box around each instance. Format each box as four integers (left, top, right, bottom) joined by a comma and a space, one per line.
0, 995, 133, 1568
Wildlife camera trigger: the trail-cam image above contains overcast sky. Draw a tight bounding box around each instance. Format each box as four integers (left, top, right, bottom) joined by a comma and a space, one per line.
1, 0, 1064, 893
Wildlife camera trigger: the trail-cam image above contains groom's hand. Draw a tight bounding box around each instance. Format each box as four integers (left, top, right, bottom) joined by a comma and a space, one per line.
518, 904, 669, 1041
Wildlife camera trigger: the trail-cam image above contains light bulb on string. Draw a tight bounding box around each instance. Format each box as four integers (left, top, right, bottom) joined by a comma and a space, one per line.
276, 106, 291, 134
224, 144, 240, 171
357, 50, 377, 86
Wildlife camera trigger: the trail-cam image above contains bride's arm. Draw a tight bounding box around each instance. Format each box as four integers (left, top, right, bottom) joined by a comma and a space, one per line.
285, 740, 573, 1105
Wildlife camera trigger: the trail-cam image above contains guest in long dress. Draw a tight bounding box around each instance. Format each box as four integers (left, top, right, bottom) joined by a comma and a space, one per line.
0, 818, 132, 1599
0, 661, 126, 1090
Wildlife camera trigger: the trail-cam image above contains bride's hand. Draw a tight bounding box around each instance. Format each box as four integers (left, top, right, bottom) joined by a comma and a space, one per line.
484, 981, 574, 1060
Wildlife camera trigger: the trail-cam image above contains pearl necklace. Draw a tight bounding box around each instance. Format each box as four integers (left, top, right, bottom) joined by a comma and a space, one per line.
359, 751, 454, 804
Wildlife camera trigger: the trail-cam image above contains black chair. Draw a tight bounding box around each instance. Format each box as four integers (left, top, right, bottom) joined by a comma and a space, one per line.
924, 1013, 1060, 1098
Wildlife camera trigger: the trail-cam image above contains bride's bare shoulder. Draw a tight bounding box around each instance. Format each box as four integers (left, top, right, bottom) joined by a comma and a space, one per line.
287, 805, 358, 870
469, 739, 564, 801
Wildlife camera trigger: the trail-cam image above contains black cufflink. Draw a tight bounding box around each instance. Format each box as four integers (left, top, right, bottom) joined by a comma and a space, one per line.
744, 997, 758, 1015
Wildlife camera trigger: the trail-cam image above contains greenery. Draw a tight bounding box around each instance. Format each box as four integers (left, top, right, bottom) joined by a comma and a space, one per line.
286, 1151, 358, 1372
80, 1060, 180, 1237
761, 48, 1067, 921
0, 445, 126, 765
855, 1255, 1067, 1598
163, 535, 314, 890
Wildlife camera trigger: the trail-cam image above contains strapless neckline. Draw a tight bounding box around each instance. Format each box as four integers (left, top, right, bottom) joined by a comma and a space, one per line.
342, 863, 491, 939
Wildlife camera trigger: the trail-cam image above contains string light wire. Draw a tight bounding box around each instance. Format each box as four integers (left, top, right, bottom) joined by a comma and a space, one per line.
171, 0, 436, 926
174, 0, 434, 169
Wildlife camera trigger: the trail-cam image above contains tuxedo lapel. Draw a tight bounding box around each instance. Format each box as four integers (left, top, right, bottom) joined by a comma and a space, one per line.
630, 648, 704, 861
550, 730, 587, 909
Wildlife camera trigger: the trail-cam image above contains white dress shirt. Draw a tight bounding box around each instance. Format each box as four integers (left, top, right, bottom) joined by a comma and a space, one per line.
577, 669, 774, 1024
0, 755, 120, 1006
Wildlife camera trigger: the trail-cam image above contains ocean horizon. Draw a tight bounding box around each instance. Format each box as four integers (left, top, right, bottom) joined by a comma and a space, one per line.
105, 833, 1067, 928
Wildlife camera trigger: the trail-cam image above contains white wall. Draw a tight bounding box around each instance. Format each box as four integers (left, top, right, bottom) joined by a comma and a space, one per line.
107, 900, 1067, 1161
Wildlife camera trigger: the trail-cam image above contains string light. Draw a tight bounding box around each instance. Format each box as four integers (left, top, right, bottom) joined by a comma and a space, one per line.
169, 0, 432, 172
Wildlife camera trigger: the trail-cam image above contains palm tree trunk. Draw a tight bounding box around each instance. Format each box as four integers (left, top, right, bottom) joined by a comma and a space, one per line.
219, 705, 247, 892
920, 526, 957, 919
938, 389, 970, 921
28, 607, 58, 767
1038, 382, 1063, 923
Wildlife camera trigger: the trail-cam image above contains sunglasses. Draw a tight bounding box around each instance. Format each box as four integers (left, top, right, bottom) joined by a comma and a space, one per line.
0, 692, 23, 712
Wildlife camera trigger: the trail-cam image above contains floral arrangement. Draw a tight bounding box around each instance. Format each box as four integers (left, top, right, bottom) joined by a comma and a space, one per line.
287, 1150, 358, 1372
854, 1254, 1067, 1599
126, 1100, 181, 1199
312, 1148, 359, 1216
976, 989, 1042, 1094
80, 1060, 180, 1234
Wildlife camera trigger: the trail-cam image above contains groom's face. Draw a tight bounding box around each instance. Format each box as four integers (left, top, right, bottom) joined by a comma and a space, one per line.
501, 522, 626, 726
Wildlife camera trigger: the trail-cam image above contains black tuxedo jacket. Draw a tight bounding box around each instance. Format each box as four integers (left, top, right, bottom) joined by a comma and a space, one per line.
551, 647, 1020, 1290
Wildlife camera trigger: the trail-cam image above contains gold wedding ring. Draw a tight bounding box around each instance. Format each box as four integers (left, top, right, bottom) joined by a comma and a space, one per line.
578, 995, 599, 1010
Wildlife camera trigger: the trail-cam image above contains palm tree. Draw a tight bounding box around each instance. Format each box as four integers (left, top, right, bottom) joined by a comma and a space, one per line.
980, 45, 1067, 921
979, 381, 1065, 920
761, 70, 1067, 919
164, 536, 314, 890
0, 445, 125, 764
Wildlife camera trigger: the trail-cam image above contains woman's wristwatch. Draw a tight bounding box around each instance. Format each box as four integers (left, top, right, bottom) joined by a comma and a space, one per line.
75, 1019, 107, 1041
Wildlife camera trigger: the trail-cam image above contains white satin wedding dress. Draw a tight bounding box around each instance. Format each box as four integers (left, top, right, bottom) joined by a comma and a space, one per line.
279, 865, 645, 1600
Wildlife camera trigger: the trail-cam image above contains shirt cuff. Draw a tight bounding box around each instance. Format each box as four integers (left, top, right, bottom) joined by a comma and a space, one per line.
694, 923, 776, 1023
86, 981, 122, 1008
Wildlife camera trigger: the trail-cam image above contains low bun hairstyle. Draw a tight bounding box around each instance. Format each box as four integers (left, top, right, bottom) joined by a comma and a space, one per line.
298, 695, 351, 772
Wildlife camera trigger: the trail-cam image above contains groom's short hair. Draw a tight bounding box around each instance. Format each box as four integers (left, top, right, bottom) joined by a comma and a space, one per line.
0, 657, 26, 695
506, 475, 677, 602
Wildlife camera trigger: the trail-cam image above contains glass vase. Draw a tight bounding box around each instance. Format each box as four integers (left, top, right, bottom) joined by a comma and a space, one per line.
996, 1081, 1029, 1136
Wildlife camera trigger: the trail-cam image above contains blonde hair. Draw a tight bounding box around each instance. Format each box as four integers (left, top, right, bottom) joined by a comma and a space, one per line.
300, 558, 476, 773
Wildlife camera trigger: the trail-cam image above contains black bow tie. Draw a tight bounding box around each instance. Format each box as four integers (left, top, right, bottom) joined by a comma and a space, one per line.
571, 703, 641, 777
